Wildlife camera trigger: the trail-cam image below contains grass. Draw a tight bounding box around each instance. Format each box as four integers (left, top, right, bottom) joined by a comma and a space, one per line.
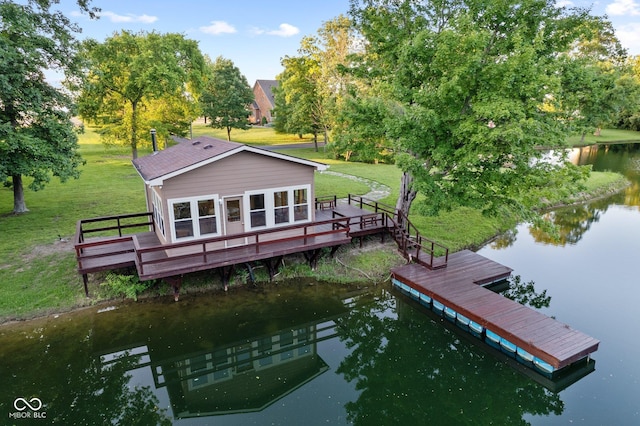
191, 122, 319, 145
0, 124, 635, 322
567, 128, 640, 146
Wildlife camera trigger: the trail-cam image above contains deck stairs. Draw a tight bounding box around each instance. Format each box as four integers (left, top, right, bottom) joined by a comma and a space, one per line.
344, 195, 449, 270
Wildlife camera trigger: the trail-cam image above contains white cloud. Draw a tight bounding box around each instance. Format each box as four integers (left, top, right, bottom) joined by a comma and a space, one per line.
616, 23, 640, 54
606, 0, 640, 16
555, 0, 575, 7
266, 23, 300, 37
99, 11, 158, 24
200, 21, 237, 35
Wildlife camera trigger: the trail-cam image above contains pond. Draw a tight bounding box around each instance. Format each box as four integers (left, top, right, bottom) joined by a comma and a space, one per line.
1, 143, 639, 425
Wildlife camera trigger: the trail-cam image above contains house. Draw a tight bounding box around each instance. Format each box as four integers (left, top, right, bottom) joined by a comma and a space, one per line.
131, 135, 327, 245
249, 80, 278, 124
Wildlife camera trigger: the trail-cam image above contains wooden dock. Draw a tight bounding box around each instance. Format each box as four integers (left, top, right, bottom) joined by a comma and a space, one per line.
391, 250, 599, 373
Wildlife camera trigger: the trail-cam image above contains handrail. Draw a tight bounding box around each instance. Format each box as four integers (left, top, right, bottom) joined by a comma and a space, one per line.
75, 211, 154, 245
133, 217, 350, 276
346, 195, 449, 269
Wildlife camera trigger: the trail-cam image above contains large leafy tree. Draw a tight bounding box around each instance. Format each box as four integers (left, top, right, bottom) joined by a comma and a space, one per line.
76, 31, 206, 158
200, 56, 254, 141
0, 0, 98, 214
554, 19, 635, 141
274, 54, 322, 146
275, 16, 358, 151
348, 0, 614, 224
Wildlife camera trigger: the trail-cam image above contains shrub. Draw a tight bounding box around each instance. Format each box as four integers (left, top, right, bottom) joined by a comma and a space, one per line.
102, 273, 149, 301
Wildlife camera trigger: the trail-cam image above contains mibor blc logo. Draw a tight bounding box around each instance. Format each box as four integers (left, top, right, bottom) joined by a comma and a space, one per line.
9, 397, 47, 420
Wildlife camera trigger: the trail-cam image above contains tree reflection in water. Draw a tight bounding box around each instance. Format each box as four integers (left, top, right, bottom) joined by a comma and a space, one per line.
336, 290, 561, 426
0, 323, 171, 425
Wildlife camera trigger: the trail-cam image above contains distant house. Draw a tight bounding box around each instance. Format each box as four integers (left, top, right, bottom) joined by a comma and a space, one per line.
249, 79, 278, 124
132, 136, 327, 245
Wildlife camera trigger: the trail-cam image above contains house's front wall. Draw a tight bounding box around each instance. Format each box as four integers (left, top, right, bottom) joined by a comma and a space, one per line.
155, 151, 317, 244
254, 86, 274, 123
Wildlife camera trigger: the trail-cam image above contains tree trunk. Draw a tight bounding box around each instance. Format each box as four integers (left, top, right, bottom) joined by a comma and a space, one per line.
313, 131, 318, 152
580, 131, 586, 144
226, 126, 231, 141
395, 171, 417, 231
12, 175, 28, 214
131, 100, 139, 159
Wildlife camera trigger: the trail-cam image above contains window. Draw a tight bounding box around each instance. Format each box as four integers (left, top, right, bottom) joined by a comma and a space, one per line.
226, 199, 241, 222
246, 186, 310, 229
173, 202, 193, 238
169, 195, 220, 240
198, 199, 217, 235
294, 188, 308, 221
274, 191, 289, 224
250, 194, 266, 228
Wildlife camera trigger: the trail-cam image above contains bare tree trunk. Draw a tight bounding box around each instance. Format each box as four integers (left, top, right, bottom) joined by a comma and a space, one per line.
313, 131, 318, 152
131, 100, 139, 159
226, 126, 231, 141
395, 171, 417, 230
12, 175, 28, 214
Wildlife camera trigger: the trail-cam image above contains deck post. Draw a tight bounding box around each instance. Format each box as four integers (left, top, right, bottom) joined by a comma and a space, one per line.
264, 256, 283, 281
163, 276, 182, 302
219, 265, 235, 291
82, 274, 89, 297
304, 249, 322, 270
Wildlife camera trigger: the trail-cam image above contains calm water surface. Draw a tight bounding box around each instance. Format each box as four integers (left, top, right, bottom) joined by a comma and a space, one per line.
1, 143, 639, 425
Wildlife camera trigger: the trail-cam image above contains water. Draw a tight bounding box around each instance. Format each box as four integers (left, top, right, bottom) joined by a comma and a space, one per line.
1, 143, 639, 425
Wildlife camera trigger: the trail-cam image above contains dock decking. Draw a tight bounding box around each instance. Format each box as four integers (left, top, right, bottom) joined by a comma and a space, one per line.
391, 251, 599, 372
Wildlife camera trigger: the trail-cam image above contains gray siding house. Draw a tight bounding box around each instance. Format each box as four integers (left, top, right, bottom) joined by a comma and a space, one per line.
132, 136, 327, 245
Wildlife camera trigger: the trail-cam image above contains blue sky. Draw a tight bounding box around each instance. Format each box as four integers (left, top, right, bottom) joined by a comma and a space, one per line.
58, 0, 639, 86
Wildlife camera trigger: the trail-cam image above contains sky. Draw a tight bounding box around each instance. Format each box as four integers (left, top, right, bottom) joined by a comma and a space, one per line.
54, 0, 640, 86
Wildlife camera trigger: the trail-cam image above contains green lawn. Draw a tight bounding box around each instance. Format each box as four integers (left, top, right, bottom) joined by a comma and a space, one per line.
0, 124, 634, 322
567, 128, 640, 145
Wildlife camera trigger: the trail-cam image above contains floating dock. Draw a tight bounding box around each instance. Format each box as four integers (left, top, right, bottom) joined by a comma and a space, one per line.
391, 250, 599, 377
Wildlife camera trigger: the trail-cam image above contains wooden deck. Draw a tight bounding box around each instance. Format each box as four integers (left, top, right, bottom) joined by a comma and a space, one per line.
74, 201, 390, 292
391, 251, 599, 371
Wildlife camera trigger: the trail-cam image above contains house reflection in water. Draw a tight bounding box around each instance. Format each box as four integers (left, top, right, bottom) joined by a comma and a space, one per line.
96, 292, 355, 420
160, 321, 333, 418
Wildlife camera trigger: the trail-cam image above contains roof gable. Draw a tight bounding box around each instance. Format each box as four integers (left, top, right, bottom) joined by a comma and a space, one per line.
254, 79, 279, 108
132, 135, 327, 186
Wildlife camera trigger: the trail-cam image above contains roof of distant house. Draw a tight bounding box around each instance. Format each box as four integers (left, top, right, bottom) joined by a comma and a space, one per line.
132, 135, 327, 186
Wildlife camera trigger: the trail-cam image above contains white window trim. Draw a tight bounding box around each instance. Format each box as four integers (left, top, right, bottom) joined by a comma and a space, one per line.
167, 194, 222, 242
244, 184, 311, 230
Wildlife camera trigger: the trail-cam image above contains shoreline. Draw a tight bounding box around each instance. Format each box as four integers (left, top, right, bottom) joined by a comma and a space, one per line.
0, 174, 631, 328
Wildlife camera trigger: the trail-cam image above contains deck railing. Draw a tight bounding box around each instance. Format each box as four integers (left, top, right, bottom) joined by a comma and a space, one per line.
346, 195, 449, 269
74, 212, 155, 274
132, 217, 350, 278
75, 212, 154, 244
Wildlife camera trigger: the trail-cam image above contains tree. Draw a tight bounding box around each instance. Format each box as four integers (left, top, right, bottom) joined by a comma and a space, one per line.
200, 56, 254, 141
274, 55, 322, 147
554, 18, 635, 141
0, 0, 98, 214
76, 31, 206, 158
348, 0, 608, 224
275, 16, 358, 151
